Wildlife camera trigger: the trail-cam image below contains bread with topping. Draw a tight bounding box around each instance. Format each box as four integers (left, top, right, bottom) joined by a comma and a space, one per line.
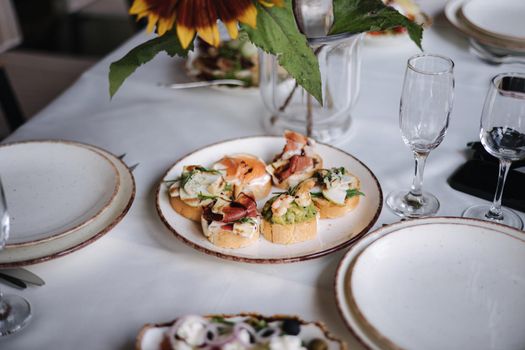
261, 179, 319, 244
167, 165, 232, 222
311, 168, 363, 219
266, 131, 323, 190
213, 153, 271, 200
201, 193, 260, 249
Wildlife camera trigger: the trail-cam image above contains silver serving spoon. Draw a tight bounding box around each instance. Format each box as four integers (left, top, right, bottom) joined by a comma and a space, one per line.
158, 79, 246, 90
469, 39, 525, 66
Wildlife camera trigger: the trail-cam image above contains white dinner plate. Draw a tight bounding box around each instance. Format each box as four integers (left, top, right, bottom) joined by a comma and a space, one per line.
445, 0, 525, 53
156, 136, 382, 264
0, 141, 119, 247
462, 0, 525, 42
0, 143, 135, 267
336, 217, 525, 350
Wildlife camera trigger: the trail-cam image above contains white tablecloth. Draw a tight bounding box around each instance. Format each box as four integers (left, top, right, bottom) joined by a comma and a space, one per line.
2, 2, 524, 349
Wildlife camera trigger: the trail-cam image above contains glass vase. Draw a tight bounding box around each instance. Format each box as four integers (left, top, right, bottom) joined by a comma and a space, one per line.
259, 32, 362, 144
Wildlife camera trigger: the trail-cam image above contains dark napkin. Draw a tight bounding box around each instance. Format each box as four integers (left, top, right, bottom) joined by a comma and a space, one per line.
448, 142, 525, 213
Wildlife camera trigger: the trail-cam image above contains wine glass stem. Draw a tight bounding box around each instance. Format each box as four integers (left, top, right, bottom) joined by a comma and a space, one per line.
486, 159, 512, 220
0, 291, 8, 320
409, 151, 429, 199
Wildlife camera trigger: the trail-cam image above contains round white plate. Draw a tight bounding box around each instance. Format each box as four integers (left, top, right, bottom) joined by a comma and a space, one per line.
445, 0, 525, 52
462, 0, 525, 42
156, 136, 382, 264
0, 141, 120, 247
0, 143, 135, 267
336, 217, 525, 350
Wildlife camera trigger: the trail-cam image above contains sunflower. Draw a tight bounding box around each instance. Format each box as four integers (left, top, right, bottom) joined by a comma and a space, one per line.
129, 0, 284, 49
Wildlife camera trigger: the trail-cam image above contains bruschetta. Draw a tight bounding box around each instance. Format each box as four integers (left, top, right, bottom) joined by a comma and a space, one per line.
213, 154, 271, 200
266, 131, 323, 189
261, 179, 318, 244
311, 168, 363, 219
201, 193, 260, 249
168, 165, 232, 222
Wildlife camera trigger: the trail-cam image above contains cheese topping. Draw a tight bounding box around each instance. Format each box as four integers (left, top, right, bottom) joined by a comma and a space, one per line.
175, 316, 207, 346
233, 218, 259, 238
168, 166, 228, 207
316, 168, 360, 206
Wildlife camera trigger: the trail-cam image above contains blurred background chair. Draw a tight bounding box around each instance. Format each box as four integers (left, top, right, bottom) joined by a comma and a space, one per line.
0, 0, 24, 132
0, 0, 140, 138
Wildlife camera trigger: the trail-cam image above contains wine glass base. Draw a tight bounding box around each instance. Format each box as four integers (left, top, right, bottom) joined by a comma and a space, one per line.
0, 294, 32, 336
463, 205, 524, 229
386, 189, 440, 218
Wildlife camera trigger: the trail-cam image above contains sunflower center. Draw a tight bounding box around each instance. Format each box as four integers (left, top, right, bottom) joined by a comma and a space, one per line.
144, 0, 178, 19
176, 0, 254, 27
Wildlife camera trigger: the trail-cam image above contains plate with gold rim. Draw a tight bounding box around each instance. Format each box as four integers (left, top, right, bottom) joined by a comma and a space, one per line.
336, 217, 525, 350
0, 141, 120, 247
0, 142, 135, 267
155, 136, 382, 264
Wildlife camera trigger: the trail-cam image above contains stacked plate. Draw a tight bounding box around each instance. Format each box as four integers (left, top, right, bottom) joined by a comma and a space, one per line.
336, 217, 525, 350
0, 141, 135, 267
446, 0, 525, 58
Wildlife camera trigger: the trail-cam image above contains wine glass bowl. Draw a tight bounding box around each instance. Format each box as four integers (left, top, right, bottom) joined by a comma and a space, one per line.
463, 73, 525, 229
387, 54, 455, 218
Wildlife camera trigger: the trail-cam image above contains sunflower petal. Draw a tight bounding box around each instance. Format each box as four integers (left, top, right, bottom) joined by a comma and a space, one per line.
129, 0, 149, 14
197, 23, 220, 47
146, 13, 159, 33
177, 23, 196, 49
157, 16, 176, 36
224, 21, 239, 40
237, 3, 257, 28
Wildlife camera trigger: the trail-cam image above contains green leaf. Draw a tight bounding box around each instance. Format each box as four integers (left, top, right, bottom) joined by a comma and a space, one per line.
330, 0, 423, 49
241, 0, 322, 104
346, 188, 365, 198
109, 30, 192, 98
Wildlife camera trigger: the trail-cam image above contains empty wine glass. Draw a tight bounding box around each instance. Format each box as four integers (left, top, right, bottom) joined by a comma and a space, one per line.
386, 54, 455, 218
0, 176, 31, 336
463, 73, 525, 229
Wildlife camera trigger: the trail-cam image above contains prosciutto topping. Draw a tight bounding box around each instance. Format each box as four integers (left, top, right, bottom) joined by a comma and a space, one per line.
275, 155, 314, 181
203, 193, 257, 225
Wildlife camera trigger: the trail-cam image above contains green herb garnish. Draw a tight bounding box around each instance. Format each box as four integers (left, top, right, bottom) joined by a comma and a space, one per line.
236, 217, 256, 224
211, 317, 235, 326
346, 188, 364, 198
197, 193, 217, 201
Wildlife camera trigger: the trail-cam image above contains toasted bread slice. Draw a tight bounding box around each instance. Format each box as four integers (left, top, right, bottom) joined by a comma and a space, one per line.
170, 196, 202, 222
313, 195, 360, 219
201, 217, 259, 249
261, 217, 317, 244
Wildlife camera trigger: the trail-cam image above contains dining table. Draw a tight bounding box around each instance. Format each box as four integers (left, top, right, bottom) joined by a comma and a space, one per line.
2, 1, 524, 349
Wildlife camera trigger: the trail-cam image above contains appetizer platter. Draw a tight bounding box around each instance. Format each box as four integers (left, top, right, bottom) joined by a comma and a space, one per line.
366, 0, 431, 45
156, 132, 382, 263
136, 313, 346, 350
186, 37, 259, 89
